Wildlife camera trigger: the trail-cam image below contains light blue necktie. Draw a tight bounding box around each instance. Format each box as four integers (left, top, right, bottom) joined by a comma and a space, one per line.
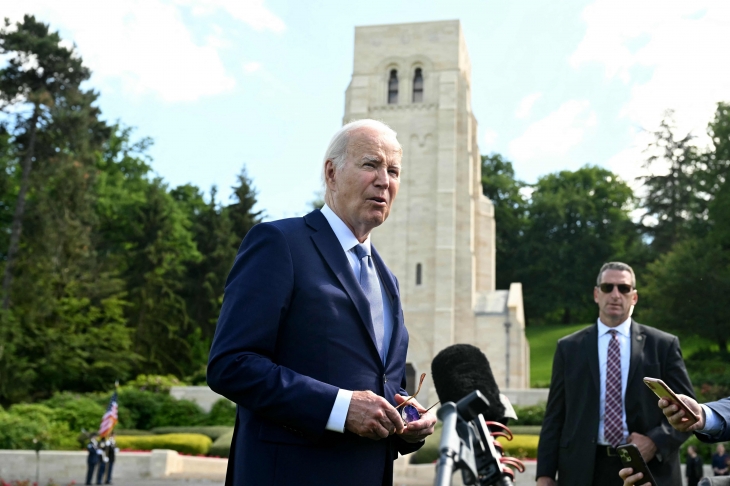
353, 244, 385, 359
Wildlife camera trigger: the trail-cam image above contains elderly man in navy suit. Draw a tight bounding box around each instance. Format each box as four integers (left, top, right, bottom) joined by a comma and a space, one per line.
207, 119, 436, 486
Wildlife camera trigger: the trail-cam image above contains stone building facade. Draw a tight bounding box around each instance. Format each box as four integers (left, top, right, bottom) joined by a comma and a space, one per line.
343, 20, 530, 404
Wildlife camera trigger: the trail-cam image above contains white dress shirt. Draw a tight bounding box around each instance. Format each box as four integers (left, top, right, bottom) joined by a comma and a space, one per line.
597, 317, 632, 445
320, 204, 395, 433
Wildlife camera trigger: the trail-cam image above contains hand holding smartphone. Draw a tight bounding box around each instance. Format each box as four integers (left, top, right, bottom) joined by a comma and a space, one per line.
617, 444, 657, 486
643, 377, 699, 425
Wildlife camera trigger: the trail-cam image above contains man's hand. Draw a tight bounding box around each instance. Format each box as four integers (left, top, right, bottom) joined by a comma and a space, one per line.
345, 390, 404, 440
393, 394, 436, 443
536, 476, 556, 486
658, 394, 705, 432
618, 467, 652, 486
627, 432, 657, 462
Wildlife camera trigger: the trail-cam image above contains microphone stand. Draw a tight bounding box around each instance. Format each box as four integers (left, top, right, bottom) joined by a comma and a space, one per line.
435, 391, 522, 486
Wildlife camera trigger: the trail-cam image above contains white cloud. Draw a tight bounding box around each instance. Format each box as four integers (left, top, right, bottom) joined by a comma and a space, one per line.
483, 128, 498, 147
243, 62, 262, 73
571, 0, 730, 148
509, 100, 598, 161
184, 0, 286, 33
515, 92, 542, 119
1, 0, 286, 102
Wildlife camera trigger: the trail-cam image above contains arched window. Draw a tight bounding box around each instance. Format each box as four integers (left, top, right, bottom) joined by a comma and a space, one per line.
388, 69, 398, 104
412, 68, 424, 102
416, 263, 422, 285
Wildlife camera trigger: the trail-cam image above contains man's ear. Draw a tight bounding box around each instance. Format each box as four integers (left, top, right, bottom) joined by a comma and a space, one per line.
593, 286, 599, 303
324, 159, 336, 189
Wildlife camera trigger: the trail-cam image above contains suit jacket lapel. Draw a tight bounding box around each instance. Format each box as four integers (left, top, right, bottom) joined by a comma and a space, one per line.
371, 245, 401, 365
627, 319, 645, 388
305, 211, 380, 359
584, 323, 600, 394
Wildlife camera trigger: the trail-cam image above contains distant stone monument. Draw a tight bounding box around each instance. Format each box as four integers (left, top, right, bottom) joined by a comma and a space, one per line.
343, 20, 530, 405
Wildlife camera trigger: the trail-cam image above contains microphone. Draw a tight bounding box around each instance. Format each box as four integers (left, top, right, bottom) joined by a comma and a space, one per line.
432, 344, 505, 421
431, 344, 525, 486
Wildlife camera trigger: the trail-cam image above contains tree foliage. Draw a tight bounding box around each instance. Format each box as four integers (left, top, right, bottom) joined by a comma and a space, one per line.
0, 18, 261, 405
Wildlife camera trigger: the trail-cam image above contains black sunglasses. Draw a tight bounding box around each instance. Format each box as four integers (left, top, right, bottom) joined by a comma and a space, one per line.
598, 283, 633, 294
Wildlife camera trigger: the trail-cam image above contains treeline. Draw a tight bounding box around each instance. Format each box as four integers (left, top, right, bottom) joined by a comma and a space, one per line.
483, 104, 730, 351
0, 16, 261, 405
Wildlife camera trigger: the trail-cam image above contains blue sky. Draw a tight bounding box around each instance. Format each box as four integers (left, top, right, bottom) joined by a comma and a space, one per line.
4, 0, 729, 220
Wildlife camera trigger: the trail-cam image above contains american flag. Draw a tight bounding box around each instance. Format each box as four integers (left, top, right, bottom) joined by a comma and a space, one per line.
98, 390, 118, 438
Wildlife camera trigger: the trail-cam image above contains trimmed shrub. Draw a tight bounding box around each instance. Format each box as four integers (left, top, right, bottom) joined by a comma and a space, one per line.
509, 425, 542, 436
152, 426, 233, 440
206, 399, 236, 426
410, 421, 539, 465
512, 403, 546, 426
114, 429, 155, 436
115, 433, 212, 455
497, 434, 539, 459
208, 430, 233, 458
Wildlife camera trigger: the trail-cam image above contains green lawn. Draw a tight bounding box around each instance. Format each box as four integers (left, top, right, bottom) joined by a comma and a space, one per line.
526, 324, 712, 388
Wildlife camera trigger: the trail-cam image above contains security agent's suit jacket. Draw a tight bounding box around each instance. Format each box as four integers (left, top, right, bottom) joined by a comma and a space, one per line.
207, 210, 422, 486
536, 321, 695, 486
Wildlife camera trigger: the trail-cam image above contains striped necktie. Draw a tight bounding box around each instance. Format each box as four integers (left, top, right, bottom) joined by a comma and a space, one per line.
605, 329, 623, 448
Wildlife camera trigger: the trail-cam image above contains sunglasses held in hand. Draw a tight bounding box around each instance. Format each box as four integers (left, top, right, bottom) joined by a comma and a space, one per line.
395, 373, 440, 424
598, 283, 633, 294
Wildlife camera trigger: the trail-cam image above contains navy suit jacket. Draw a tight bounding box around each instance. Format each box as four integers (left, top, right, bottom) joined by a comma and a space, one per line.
696, 399, 730, 443
207, 210, 422, 486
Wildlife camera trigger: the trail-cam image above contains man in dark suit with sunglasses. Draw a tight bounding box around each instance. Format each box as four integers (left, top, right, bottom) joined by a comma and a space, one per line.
207, 119, 436, 486
537, 262, 694, 486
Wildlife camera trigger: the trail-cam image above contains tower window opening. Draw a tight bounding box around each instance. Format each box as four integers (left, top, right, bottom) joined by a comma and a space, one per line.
388, 69, 398, 104
416, 263, 422, 285
412, 68, 424, 103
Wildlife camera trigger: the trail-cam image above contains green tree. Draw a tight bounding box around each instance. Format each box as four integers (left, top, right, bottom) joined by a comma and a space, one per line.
0, 15, 92, 309
481, 153, 528, 290
226, 168, 262, 246
172, 184, 237, 353
519, 166, 640, 324
640, 111, 709, 254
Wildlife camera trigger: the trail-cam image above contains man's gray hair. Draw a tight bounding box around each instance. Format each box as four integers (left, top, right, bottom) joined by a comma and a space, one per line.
322, 119, 399, 179
596, 262, 637, 288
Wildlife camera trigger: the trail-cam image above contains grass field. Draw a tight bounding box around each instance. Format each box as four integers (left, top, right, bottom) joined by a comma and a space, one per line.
526, 324, 714, 388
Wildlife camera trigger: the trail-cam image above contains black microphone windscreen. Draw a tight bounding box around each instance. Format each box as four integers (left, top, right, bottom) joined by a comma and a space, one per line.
431, 344, 505, 421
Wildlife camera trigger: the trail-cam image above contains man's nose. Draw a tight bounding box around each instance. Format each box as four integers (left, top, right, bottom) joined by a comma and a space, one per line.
374, 167, 389, 187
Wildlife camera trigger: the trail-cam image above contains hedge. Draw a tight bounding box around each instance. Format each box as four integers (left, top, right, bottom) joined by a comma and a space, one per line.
115, 433, 212, 455
114, 429, 154, 436
151, 426, 233, 440
208, 430, 234, 458
411, 420, 539, 465
496, 435, 539, 459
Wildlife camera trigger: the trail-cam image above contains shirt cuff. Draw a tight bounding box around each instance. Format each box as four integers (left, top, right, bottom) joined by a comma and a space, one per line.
700, 404, 725, 435
325, 389, 353, 433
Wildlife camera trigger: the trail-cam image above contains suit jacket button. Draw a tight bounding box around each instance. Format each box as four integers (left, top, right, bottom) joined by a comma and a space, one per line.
383, 374, 388, 383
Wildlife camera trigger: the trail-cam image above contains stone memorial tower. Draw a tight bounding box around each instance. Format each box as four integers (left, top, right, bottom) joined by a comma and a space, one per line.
343, 20, 530, 405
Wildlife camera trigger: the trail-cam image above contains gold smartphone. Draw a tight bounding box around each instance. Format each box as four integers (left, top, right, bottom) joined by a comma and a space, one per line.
643, 377, 699, 425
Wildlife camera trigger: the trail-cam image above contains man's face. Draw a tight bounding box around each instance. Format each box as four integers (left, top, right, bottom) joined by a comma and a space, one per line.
593, 269, 638, 326
325, 126, 401, 239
